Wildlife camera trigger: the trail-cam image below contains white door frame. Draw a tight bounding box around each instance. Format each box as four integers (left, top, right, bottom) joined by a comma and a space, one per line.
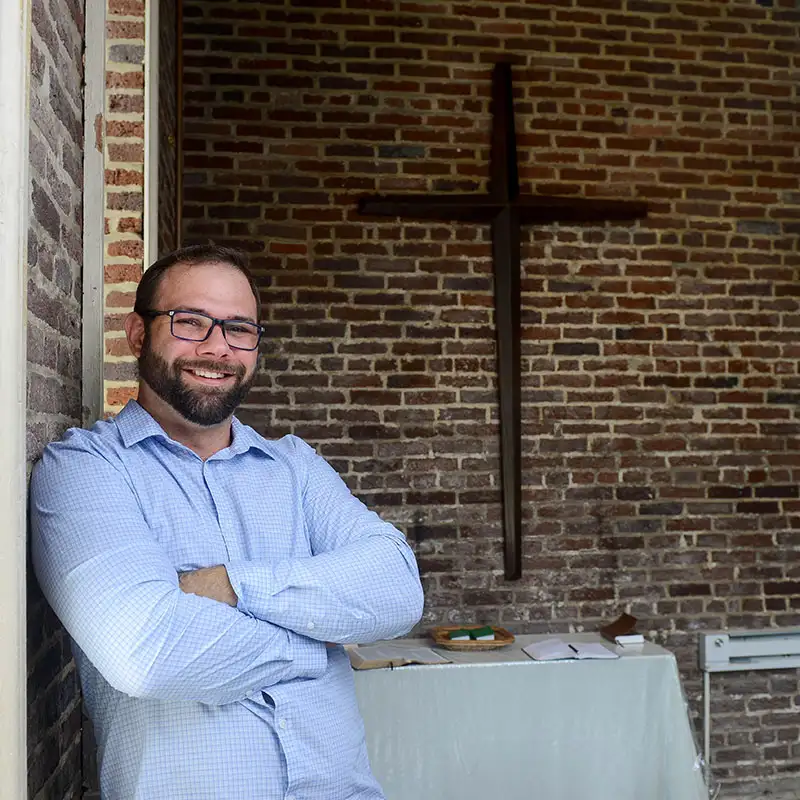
82, 0, 106, 426
0, 0, 32, 795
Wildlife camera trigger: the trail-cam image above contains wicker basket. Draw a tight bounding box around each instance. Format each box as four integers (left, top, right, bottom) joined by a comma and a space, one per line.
430, 625, 515, 652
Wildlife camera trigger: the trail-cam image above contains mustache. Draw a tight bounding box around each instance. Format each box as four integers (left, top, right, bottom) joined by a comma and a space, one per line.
174, 358, 246, 378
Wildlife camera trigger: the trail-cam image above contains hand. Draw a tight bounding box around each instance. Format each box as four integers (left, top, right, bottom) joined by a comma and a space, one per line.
179, 565, 238, 607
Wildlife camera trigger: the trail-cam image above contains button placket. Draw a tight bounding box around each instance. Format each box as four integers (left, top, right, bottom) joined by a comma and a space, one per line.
202, 462, 238, 561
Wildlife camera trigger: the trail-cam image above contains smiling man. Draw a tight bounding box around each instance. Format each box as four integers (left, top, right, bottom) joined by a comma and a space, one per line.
30, 244, 424, 800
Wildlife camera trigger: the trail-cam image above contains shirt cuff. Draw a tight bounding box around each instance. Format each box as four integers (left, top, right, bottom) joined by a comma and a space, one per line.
226, 562, 327, 680
291, 633, 329, 680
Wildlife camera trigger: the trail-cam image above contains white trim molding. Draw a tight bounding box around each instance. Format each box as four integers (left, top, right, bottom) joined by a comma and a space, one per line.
0, 0, 31, 795
82, 0, 106, 426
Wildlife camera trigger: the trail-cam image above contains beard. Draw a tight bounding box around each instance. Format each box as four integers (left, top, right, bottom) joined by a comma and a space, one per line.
138, 336, 256, 427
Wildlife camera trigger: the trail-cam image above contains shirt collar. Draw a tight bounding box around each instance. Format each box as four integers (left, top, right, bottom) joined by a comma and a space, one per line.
228, 416, 275, 458
115, 400, 274, 459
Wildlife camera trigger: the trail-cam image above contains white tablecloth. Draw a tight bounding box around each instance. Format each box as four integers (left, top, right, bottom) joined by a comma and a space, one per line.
353, 634, 708, 800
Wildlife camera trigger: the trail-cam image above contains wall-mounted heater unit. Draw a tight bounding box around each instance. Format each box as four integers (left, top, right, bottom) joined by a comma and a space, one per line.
699, 628, 800, 769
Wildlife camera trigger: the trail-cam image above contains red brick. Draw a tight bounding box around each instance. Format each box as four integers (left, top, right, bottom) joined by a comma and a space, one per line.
106, 120, 145, 138
108, 0, 144, 14
105, 337, 133, 357
106, 20, 144, 39
105, 168, 143, 186
116, 216, 142, 233
104, 263, 142, 283
106, 290, 136, 308
107, 143, 144, 162
108, 239, 144, 258
106, 386, 138, 406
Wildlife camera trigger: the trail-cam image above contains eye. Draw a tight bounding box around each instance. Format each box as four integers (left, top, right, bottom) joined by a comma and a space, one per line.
227, 323, 252, 335
175, 316, 202, 327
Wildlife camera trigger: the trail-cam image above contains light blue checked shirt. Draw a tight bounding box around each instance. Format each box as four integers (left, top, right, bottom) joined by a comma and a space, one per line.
31, 401, 423, 800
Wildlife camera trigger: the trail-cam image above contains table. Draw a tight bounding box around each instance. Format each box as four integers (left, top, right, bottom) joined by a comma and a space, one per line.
352, 634, 708, 800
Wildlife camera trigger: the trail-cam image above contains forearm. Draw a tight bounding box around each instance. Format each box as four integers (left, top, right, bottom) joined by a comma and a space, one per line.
226, 535, 423, 644
48, 546, 328, 704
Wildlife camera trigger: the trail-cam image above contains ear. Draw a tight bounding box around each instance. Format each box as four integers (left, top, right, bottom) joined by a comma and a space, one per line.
124, 312, 147, 359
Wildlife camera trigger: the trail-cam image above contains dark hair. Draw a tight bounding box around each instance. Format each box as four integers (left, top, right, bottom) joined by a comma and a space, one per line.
134, 244, 261, 321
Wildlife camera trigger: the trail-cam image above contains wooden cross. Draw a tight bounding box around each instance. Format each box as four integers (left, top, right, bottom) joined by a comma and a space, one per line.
358, 63, 648, 580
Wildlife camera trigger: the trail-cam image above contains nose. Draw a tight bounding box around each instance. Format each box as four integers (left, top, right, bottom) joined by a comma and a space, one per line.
196, 321, 233, 358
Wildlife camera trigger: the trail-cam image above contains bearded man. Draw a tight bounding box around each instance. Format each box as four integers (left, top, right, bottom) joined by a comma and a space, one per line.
31, 244, 423, 800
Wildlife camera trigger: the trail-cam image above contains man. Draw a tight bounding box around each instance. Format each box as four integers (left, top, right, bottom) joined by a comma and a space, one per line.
31, 244, 424, 800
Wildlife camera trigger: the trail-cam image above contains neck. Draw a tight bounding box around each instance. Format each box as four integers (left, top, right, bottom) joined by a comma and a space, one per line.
136, 383, 233, 460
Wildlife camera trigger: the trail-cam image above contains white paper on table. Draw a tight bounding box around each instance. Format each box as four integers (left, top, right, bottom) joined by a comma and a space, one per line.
522, 638, 618, 661
573, 642, 619, 659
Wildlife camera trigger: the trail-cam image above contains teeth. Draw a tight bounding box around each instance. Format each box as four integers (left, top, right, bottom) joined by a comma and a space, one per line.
191, 369, 227, 379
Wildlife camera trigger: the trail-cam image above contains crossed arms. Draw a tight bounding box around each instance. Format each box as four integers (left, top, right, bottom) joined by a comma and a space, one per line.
31, 433, 423, 705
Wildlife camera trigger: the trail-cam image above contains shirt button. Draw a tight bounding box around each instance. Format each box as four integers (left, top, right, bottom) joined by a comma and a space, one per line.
307, 621, 315, 630
278, 718, 287, 730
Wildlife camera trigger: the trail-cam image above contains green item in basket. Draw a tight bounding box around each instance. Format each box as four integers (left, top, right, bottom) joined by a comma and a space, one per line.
469, 626, 495, 641
448, 629, 472, 641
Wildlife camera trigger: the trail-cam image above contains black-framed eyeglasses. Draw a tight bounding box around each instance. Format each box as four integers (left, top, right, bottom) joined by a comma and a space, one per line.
140, 309, 263, 351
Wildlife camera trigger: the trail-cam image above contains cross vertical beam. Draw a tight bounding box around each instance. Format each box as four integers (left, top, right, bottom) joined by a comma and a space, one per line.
491, 204, 522, 579
358, 63, 648, 579
490, 63, 521, 578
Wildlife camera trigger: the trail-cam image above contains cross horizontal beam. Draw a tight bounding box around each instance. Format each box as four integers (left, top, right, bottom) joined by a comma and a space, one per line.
359, 194, 648, 226
358, 62, 648, 579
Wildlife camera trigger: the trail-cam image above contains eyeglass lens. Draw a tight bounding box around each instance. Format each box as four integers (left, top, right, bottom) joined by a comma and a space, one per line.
171, 311, 260, 350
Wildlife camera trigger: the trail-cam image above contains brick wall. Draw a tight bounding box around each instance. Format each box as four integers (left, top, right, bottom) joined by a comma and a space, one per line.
179, 0, 800, 794
26, 0, 86, 794
103, 0, 180, 415
104, 0, 146, 413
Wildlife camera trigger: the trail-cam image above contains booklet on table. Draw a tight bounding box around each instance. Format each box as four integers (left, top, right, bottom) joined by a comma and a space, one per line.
522, 638, 619, 661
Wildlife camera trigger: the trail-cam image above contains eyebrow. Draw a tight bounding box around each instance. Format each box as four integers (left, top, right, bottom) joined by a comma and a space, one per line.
176, 306, 258, 325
